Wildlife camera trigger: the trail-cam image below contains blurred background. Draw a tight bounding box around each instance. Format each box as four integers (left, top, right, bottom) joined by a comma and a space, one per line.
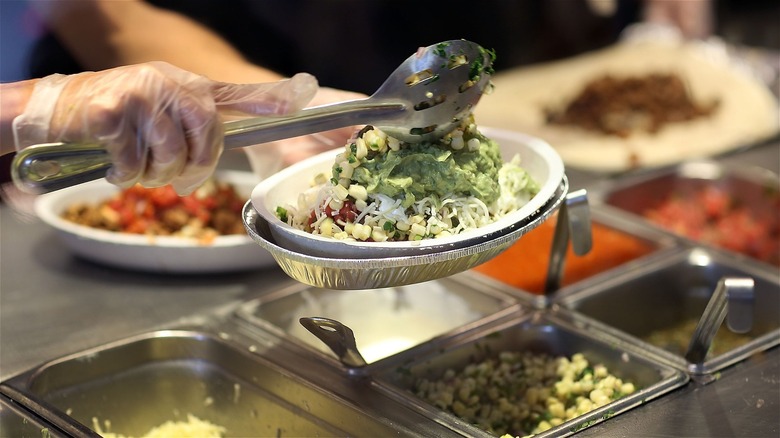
2, 0, 778, 84
0, 0, 41, 82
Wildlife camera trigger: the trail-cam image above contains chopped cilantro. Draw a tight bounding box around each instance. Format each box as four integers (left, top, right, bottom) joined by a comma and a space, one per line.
483, 47, 497, 75
469, 47, 496, 81
433, 42, 450, 57
469, 60, 482, 82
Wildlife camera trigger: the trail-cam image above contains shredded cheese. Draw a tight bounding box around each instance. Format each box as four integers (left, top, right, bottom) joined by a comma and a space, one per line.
92, 414, 226, 438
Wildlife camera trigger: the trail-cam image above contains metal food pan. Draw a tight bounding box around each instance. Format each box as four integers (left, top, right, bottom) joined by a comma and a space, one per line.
370, 311, 687, 438
590, 160, 780, 268
558, 247, 780, 375
470, 208, 678, 297
0, 330, 412, 437
0, 393, 64, 438
235, 272, 523, 365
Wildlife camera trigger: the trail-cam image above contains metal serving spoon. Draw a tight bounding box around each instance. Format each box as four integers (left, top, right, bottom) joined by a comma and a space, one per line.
12, 39, 494, 194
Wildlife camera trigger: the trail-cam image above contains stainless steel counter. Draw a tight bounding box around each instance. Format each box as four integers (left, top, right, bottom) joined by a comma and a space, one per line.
1, 144, 778, 437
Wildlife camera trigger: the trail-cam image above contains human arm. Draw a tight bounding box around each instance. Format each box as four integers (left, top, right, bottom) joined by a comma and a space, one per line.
32, 0, 366, 107
0, 80, 35, 156
32, 0, 368, 177
2, 62, 317, 193
31, 0, 283, 84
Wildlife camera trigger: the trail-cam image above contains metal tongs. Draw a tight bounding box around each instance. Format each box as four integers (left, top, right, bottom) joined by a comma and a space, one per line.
11, 40, 493, 194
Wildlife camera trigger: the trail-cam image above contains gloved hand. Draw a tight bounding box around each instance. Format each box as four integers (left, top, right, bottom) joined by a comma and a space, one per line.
243, 86, 367, 179
12, 61, 318, 194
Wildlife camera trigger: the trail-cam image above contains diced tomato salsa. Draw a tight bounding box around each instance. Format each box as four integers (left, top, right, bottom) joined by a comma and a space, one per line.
642, 186, 779, 266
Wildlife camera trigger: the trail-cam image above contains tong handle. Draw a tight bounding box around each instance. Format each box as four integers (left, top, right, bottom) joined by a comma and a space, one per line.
11, 142, 112, 194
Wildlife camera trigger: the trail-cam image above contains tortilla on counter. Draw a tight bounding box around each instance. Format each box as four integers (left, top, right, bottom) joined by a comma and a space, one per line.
475, 41, 779, 172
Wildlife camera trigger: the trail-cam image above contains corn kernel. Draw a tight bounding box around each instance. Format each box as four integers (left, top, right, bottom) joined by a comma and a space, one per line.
348, 184, 368, 201
319, 218, 334, 236
371, 228, 388, 242
388, 137, 401, 151
313, 172, 328, 185
333, 184, 349, 201
333, 231, 349, 240
337, 161, 353, 179
450, 136, 464, 150
410, 223, 427, 236
355, 138, 368, 159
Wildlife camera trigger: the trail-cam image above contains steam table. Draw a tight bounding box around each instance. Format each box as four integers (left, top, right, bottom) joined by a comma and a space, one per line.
2, 143, 778, 437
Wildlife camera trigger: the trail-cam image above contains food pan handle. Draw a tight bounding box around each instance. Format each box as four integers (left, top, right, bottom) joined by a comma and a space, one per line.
299, 317, 368, 370
685, 277, 755, 366
544, 189, 592, 294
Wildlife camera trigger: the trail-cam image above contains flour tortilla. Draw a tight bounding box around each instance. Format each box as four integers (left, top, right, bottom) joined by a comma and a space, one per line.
475, 40, 780, 172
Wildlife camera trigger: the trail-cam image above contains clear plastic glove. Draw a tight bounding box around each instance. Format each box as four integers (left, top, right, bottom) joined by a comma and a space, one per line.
12, 61, 318, 194
243, 86, 367, 179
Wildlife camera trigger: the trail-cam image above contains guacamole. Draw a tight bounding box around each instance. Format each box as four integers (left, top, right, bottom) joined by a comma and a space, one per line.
281, 116, 540, 243
349, 130, 503, 208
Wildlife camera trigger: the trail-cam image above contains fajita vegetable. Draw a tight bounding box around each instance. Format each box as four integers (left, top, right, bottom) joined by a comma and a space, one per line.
61, 178, 246, 243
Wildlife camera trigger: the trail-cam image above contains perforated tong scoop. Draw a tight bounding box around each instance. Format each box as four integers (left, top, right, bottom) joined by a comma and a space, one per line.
299, 317, 368, 372
12, 39, 494, 194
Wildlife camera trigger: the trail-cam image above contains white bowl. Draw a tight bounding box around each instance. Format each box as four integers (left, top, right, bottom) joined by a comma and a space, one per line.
35, 170, 276, 274
251, 127, 565, 259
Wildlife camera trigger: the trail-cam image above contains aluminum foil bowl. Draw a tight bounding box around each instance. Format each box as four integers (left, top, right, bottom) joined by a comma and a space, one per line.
242, 177, 567, 290
250, 127, 565, 259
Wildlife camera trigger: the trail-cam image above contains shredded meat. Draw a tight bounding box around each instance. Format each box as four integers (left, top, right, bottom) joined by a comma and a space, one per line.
546, 73, 720, 137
